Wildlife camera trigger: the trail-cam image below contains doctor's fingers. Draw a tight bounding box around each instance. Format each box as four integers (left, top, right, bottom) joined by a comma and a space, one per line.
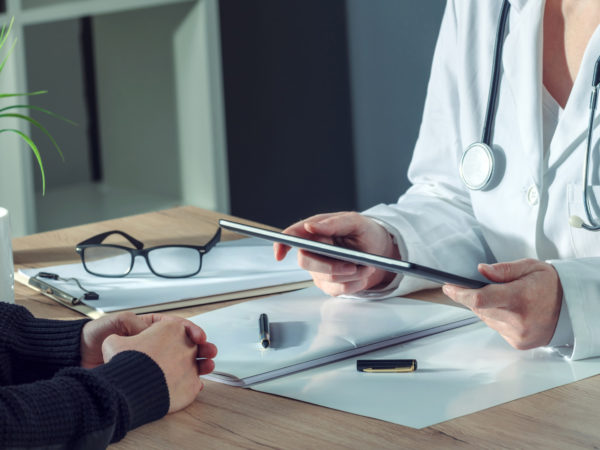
282, 212, 349, 239
312, 265, 376, 284
274, 215, 340, 261
441, 284, 530, 344
476, 314, 553, 350
444, 284, 558, 349
303, 211, 372, 238
442, 283, 521, 311
297, 249, 358, 275
478, 259, 550, 284
313, 278, 371, 297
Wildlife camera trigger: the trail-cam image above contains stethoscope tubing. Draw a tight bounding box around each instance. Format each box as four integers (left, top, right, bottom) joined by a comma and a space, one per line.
481, 0, 511, 146
582, 84, 600, 230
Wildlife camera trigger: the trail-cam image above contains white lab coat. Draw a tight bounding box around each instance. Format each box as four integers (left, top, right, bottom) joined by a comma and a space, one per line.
363, 0, 600, 360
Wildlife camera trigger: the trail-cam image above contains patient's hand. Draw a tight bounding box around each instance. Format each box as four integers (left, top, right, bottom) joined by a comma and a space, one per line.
102, 316, 217, 413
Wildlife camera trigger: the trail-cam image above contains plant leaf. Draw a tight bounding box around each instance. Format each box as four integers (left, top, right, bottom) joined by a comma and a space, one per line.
0, 23, 6, 45
0, 90, 47, 98
0, 104, 78, 126
0, 17, 14, 52
0, 128, 46, 195
0, 113, 65, 161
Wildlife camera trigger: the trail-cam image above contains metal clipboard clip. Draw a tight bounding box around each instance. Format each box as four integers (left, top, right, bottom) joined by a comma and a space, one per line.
29, 272, 99, 306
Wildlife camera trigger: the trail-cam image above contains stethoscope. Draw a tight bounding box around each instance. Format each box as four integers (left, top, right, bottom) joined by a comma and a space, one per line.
459, 0, 600, 231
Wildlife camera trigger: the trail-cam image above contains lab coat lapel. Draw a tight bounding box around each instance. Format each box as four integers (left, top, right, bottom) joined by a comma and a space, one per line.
502, 0, 545, 186
549, 26, 600, 166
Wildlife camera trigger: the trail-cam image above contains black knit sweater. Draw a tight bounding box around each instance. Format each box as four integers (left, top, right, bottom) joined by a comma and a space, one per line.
0, 303, 170, 449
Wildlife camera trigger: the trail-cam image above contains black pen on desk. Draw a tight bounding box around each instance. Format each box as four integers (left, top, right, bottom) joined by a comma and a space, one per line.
357, 359, 417, 373
259, 313, 271, 348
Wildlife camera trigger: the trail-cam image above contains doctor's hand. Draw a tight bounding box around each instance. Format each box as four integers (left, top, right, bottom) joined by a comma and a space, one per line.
442, 258, 563, 350
274, 211, 400, 296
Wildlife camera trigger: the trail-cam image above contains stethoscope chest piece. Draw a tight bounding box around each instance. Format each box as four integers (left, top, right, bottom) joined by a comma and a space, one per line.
459, 142, 495, 191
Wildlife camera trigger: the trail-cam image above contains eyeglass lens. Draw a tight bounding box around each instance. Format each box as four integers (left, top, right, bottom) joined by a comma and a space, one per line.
82, 246, 133, 276
147, 247, 202, 277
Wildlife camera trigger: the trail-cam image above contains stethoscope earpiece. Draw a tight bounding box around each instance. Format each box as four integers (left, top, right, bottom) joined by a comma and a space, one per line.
569, 215, 584, 228
569, 214, 600, 231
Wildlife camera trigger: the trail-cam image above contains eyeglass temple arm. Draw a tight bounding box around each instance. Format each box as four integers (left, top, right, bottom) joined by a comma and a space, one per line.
76, 230, 145, 249
200, 228, 222, 253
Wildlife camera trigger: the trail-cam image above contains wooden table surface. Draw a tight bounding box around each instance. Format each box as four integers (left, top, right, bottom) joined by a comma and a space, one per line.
13, 206, 599, 449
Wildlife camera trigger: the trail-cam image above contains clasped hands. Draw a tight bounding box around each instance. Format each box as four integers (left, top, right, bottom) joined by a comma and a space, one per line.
274, 212, 563, 350
81, 312, 217, 413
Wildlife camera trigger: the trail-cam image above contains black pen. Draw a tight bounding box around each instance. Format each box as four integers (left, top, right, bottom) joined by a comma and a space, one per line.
357, 359, 417, 373
259, 313, 270, 348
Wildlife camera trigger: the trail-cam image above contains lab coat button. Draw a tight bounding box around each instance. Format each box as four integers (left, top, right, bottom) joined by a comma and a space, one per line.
527, 186, 539, 206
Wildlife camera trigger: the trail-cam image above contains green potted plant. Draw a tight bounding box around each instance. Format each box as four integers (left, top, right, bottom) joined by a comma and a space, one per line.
0, 17, 71, 304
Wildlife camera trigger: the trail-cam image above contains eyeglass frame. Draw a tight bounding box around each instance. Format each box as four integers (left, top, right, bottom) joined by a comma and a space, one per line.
75, 228, 222, 278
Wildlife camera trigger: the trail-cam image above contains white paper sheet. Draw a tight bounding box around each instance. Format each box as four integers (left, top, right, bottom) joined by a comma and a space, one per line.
20, 238, 311, 313
191, 286, 477, 385
252, 322, 600, 429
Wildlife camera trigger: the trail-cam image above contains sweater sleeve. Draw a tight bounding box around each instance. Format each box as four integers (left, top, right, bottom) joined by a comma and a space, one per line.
0, 350, 170, 449
0, 303, 89, 383
0, 303, 170, 447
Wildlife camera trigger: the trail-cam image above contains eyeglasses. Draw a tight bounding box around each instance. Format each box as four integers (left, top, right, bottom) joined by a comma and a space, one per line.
75, 228, 221, 278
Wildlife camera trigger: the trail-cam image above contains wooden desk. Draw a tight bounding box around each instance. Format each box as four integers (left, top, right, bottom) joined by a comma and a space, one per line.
13, 206, 599, 449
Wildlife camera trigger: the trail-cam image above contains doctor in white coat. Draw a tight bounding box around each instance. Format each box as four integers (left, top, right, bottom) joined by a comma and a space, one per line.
275, 0, 600, 360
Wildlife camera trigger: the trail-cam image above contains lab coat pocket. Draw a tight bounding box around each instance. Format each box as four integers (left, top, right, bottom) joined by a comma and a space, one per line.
567, 183, 600, 257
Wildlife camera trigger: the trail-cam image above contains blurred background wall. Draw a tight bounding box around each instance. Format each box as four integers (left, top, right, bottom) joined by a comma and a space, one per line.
220, 0, 445, 227
3, 0, 445, 234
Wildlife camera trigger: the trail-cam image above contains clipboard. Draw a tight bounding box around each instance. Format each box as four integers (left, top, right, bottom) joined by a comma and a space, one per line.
219, 219, 487, 289
15, 270, 313, 319
15, 271, 104, 318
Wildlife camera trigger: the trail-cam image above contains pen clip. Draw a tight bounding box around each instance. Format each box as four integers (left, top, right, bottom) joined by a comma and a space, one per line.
356, 359, 417, 373
259, 313, 271, 349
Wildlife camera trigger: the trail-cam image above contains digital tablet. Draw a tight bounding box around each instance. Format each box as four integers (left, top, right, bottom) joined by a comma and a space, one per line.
219, 219, 487, 289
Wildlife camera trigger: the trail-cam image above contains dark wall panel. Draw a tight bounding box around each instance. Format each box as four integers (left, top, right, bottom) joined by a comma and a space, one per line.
220, 0, 356, 228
